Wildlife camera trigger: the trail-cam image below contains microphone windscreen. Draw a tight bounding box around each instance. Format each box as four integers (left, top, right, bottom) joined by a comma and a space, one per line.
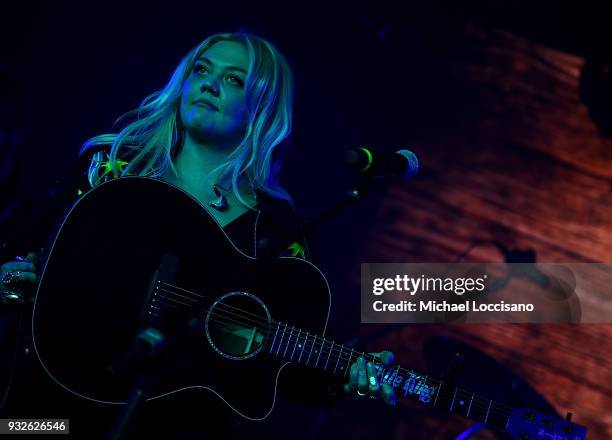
345, 147, 373, 172
396, 150, 419, 179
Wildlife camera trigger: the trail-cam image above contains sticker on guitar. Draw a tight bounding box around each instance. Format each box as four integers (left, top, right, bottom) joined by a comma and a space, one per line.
373, 365, 437, 403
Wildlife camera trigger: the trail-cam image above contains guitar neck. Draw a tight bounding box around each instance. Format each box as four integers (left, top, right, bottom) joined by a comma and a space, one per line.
264, 322, 511, 433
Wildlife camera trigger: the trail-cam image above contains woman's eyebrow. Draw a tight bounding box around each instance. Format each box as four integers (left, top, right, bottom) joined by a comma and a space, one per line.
197, 56, 247, 74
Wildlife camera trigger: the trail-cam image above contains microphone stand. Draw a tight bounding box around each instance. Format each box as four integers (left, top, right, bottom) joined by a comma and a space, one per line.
105, 254, 177, 440
303, 174, 375, 236
303, 189, 361, 237
105, 327, 165, 440
260, 174, 377, 258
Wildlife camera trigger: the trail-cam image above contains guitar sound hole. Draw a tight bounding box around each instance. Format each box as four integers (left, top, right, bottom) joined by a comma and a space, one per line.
205, 292, 270, 360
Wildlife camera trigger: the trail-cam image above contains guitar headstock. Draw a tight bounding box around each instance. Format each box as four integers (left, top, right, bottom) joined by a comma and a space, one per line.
507, 408, 587, 439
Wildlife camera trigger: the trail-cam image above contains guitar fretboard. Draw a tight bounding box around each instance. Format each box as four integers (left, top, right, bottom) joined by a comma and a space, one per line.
265, 322, 511, 432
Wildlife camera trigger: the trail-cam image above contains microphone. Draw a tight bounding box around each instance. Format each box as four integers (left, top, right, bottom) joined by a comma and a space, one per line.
345, 147, 419, 180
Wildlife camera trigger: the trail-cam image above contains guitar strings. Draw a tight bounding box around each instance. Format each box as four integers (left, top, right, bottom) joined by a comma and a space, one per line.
154, 284, 512, 419
152, 282, 513, 419
152, 294, 512, 423
160, 280, 283, 323
151, 301, 511, 425
155, 285, 512, 419
170, 302, 512, 424
151, 301, 512, 424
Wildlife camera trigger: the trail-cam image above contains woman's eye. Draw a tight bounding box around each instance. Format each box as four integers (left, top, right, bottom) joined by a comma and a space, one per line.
194, 64, 208, 74
227, 75, 244, 87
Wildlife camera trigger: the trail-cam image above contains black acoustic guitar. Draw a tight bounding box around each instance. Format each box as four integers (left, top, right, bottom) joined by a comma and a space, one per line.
32, 177, 588, 439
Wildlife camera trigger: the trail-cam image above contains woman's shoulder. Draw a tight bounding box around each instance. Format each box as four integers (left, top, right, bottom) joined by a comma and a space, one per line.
254, 189, 309, 260
255, 189, 299, 231
77, 145, 133, 191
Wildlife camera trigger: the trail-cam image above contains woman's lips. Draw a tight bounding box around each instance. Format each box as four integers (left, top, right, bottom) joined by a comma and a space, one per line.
193, 100, 219, 111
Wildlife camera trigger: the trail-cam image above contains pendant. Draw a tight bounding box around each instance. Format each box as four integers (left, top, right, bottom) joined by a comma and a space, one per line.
209, 184, 229, 211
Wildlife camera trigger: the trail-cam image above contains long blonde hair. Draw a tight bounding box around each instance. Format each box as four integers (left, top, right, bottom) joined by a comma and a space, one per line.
81, 32, 295, 206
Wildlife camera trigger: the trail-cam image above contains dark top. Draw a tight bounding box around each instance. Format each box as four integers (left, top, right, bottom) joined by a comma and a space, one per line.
0, 150, 344, 438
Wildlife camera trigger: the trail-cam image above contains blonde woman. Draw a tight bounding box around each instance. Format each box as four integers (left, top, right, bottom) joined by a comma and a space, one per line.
1, 32, 395, 437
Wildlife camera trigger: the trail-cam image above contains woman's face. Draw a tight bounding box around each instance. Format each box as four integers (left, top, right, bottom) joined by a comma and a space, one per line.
180, 40, 249, 148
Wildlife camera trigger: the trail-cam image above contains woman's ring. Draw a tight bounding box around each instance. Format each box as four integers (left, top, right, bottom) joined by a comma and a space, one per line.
1, 271, 20, 285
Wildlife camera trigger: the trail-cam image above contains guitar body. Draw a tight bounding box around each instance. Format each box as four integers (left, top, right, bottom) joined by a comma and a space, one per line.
32, 177, 331, 420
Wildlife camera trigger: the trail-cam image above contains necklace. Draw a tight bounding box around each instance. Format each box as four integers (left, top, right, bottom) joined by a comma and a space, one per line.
209, 183, 229, 211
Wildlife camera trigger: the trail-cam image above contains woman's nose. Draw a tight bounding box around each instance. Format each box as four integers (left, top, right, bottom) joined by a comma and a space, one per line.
201, 78, 220, 96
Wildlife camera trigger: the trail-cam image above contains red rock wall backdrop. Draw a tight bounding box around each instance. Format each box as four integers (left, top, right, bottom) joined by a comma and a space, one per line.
321, 25, 612, 439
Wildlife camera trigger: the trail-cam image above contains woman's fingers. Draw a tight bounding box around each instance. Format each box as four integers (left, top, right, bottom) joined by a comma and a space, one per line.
357, 357, 369, 395
1, 261, 36, 273
369, 351, 397, 405
366, 360, 380, 394
1, 256, 38, 285
381, 383, 397, 406
371, 350, 395, 367
342, 358, 359, 395
344, 353, 398, 406
19, 271, 37, 283
350, 359, 359, 391
1, 270, 37, 284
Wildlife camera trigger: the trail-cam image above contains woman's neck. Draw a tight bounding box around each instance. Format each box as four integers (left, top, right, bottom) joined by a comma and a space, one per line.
170, 134, 256, 208
173, 134, 230, 187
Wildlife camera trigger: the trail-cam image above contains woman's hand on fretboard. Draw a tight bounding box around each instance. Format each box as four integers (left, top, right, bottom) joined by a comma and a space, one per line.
343, 351, 397, 405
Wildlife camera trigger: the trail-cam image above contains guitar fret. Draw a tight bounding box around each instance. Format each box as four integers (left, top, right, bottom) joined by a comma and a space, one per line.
282, 326, 293, 358
470, 394, 488, 423
269, 323, 281, 353
324, 340, 333, 371
487, 401, 508, 430
466, 392, 474, 418
450, 387, 458, 413
290, 329, 300, 361
298, 332, 307, 363
334, 345, 343, 374
306, 334, 314, 366
484, 399, 492, 424
386, 365, 400, 387
422, 375, 429, 395
396, 365, 402, 387
276, 323, 288, 356
456, 389, 473, 417
344, 349, 355, 377
433, 382, 444, 408
315, 337, 324, 368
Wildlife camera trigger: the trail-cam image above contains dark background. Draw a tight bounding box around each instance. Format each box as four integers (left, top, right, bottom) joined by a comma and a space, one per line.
1, 1, 611, 438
